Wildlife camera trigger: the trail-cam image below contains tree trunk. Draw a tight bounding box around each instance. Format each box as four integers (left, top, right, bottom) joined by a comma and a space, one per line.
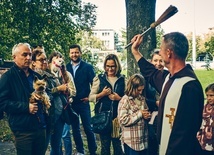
125, 0, 157, 77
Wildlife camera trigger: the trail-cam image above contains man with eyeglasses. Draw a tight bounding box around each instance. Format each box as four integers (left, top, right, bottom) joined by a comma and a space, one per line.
0, 43, 47, 155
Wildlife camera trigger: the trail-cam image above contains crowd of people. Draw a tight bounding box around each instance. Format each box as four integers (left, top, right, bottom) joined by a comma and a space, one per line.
0, 31, 213, 155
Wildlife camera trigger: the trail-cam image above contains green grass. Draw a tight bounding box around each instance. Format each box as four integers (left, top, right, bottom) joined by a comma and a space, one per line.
195, 69, 214, 91
194, 70, 214, 103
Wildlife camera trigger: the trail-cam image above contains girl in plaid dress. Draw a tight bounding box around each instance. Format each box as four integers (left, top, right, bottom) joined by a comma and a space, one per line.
118, 74, 151, 155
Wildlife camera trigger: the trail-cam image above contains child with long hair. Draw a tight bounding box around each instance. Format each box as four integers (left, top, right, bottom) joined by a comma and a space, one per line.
197, 83, 214, 155
118, 74, 151, 155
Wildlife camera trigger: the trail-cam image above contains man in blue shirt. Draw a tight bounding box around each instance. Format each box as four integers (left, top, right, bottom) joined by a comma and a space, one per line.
66, 44, 97, 155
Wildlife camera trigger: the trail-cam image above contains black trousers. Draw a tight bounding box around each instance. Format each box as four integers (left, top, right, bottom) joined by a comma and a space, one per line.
13, 129, 46, 155
148, 124, 158, 155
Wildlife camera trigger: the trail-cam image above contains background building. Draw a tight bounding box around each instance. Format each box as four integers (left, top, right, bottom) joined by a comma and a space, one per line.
92, 29, 116, 50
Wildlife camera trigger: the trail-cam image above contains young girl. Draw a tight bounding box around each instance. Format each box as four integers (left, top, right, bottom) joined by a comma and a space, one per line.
197, 83, 214, 155
118, 74, 151, 155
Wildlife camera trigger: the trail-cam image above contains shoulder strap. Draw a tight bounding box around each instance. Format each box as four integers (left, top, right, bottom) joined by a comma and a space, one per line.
98, 100, 113, 113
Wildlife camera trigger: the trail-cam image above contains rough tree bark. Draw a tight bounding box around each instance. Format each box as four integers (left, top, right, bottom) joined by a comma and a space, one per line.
125, 0, 157, 77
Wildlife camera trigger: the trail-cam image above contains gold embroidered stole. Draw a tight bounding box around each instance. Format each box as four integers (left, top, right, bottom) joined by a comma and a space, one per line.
159, 75, 195, 155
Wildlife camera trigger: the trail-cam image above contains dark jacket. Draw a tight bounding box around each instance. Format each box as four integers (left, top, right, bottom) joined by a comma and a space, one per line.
66, 60, 95, 103
95, 73, 125, 119
0, 64, 45, 131
138, 57, 204, 155
38, 69, 64, 123
144, 81, 159, 112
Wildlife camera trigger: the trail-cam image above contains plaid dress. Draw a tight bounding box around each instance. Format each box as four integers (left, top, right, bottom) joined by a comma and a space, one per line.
118, 95, 148, 151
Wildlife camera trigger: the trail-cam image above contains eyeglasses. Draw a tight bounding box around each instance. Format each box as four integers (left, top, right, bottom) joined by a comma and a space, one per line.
36, 58, 47, 63
106, 65, 116, 69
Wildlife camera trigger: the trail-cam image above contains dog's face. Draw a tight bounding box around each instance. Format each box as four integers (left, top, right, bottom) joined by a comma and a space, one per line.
33, 76, 47, 92
50, 56, 65, 76
52, 56, 64, 68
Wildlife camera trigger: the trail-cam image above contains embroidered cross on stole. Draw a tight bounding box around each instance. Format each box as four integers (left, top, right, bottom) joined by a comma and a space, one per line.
165, 108, 175, 129
159, 75, 195, 155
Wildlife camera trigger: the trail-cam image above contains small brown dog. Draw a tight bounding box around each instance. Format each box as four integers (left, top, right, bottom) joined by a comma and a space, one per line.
29, 75, 51, 113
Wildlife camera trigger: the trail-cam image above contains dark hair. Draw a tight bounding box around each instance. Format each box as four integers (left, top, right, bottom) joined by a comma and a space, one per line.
48, 51, 63, 63
125, 74, 145, 97
32, 47, 45, 61
205, 83, 214, 93
103, 54, 122, 76
150, 49, 160, 61
69, 44, 81, 53
163, 32, 189, 60
32, 44, 44, 49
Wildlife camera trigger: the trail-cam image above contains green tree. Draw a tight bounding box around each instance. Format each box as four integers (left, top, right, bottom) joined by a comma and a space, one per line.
0, 0, 97, 61
75, 30, 104, 52
125, 0, 157, 77
186, 33, 203, 61
156, 25, 165, 48
205, 36, 214, 56
75, 30, 105, 74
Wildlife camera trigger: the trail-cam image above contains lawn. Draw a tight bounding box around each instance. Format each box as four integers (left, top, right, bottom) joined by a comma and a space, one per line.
195, 69, 214, 91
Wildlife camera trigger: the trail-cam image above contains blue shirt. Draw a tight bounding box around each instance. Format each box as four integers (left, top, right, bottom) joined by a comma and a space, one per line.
71, 61, 80, 77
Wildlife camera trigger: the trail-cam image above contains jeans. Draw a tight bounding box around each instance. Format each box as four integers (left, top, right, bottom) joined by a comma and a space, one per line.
47, 117, 65, 155
71, 102, 97, 154
124, 143, 147, 155
13, 129, 46, 155
60, 123, 72, 155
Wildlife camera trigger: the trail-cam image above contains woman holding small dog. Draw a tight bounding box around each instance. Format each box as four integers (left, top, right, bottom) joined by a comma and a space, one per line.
31, 47, 76, 155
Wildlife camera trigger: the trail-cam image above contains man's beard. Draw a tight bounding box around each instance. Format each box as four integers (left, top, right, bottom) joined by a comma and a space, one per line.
71, 57, 81, 63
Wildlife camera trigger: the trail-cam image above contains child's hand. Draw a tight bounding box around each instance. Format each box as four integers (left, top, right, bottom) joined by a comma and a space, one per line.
141, 109, 151, 120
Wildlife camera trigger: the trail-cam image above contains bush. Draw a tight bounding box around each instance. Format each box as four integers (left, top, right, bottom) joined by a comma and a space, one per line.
0, 113, 14, 142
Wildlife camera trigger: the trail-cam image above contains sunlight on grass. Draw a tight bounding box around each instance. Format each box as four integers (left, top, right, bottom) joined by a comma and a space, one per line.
195, 70, 214, 91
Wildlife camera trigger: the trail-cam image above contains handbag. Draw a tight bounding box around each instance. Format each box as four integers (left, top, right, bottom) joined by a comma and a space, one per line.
91, 101, 113, 134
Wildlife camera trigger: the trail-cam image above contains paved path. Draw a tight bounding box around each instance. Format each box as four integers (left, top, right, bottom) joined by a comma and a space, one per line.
0, 141, 51, 155
0, 141, 16, 155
